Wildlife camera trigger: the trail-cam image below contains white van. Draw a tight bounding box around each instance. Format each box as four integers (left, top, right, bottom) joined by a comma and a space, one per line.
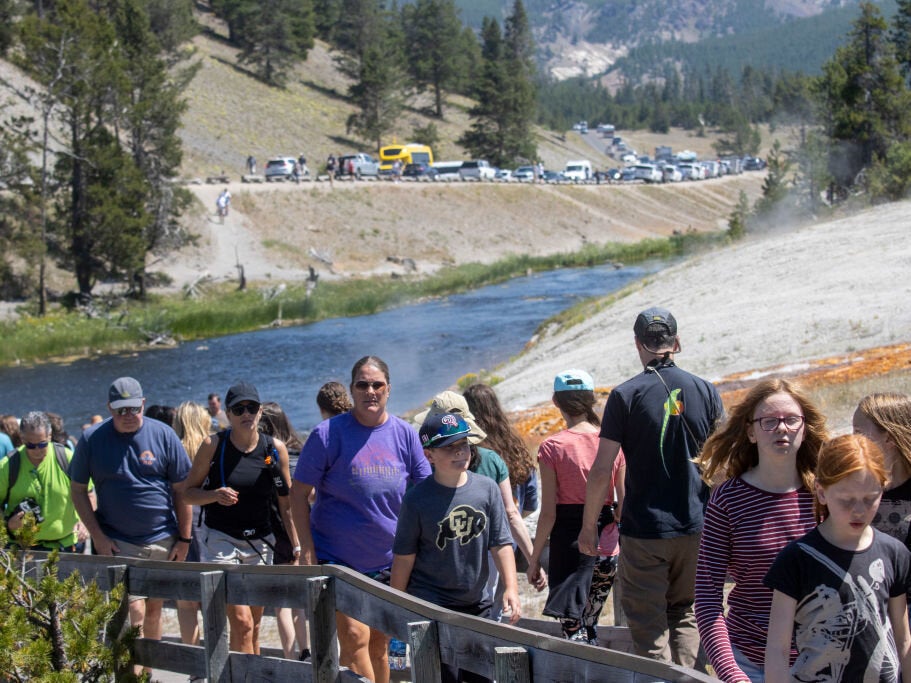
563, 159, 592, 181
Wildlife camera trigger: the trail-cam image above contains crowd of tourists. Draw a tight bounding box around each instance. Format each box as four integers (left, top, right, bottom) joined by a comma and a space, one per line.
2, 305, 911, 683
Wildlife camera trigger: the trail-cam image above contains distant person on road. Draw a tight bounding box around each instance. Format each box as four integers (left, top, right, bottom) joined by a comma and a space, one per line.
292, 160, 302, 184
216, 188, 231, 218
393, 159, 403, 182
326, 153, 337, 185
247, 155, 256, 175
578, 307, 724, 668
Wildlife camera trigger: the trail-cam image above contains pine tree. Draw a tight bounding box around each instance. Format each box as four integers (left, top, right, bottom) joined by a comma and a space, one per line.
335, 0, 404, 148
401, 0, 465, 118
458, 0, 537, 167
813, 1, 911, 192
754, 139, 791, 215
236, 0, 315, 86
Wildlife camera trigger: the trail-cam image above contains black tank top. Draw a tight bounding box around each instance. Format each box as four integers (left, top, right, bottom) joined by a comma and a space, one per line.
203, 431, 286, 539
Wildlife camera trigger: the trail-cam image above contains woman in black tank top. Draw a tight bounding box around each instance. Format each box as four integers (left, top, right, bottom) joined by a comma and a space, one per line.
182, 382, 299, 655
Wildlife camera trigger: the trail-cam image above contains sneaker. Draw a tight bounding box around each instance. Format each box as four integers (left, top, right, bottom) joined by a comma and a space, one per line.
298, 648, 311, 662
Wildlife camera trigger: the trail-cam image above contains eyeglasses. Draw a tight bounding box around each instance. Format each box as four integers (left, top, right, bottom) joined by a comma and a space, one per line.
229, 403, 261, 416
752, 415, 805, 432
25, 441, 48, 450
114, 406, 142, 416
354, 381, 386, 392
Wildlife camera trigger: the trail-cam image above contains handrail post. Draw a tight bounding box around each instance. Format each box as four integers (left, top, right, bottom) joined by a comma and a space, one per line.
494, 647, 530, 683
105, 565, 131, 678
307, 575, 339, 683
200, 570, 229, 683
408, 620, 440, 683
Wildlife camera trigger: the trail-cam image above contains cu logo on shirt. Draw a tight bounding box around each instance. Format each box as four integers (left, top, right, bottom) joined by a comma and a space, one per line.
436, 504, 487, 550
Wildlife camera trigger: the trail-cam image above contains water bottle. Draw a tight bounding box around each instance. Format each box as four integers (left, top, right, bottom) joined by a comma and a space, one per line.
388, 637, 407, 671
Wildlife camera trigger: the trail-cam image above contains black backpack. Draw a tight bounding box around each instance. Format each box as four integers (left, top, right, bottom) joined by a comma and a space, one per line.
2, 444, 70, 513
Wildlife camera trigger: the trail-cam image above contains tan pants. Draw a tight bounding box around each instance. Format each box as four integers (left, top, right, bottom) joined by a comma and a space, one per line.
618, 533, 702, 668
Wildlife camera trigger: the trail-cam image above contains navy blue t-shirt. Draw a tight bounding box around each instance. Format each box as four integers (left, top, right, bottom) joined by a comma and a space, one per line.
600, 361, 722, 538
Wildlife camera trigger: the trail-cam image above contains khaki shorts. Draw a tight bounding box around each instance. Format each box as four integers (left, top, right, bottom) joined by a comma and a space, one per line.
112, 536, 176, 601
202, 526, 274, 566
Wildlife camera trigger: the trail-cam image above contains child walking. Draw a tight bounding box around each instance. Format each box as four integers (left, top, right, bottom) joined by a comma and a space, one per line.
764, 433, 911, 682
392, 413, 521, 683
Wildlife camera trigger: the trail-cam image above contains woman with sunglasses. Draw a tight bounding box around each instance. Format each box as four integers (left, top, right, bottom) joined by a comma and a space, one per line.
0, 410, 82, 551
693, 379, 827, 682
182, 381, 299, 655
291, 356, 431, 683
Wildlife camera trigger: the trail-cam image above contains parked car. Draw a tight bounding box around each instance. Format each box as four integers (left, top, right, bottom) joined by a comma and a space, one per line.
631, 163, 663, 183
494, 168, 513, 181
743, 156, 767, 171
563, 160, 593, 181
264, 157, 297, 181
661, 165, 683, 182
433, 161, 463, 180
620, 152, 638, 164
599, 168, 622, 183
402, 162, 438, 180
620, 167, 637, 182
677, 162, 705, 180
459, 160, 496, 181
514, 166, 535, 181
541, 170, 566, 182
337, 153, 379, 179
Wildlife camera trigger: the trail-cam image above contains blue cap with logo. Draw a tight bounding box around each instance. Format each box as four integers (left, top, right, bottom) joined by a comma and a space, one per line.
419, 413, 479, 449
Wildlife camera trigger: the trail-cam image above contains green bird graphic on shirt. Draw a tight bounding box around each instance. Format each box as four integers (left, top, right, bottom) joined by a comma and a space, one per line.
659, 388, 684, 477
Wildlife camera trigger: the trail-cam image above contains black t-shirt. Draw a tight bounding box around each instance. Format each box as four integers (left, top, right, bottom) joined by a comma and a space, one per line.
600, 361, 722, 538
203, 432, 286, 539
874, 476, 911, 550
764, 527, 911, 682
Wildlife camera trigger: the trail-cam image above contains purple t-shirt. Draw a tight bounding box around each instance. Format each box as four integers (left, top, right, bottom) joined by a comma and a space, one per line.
294, 412, 430, 573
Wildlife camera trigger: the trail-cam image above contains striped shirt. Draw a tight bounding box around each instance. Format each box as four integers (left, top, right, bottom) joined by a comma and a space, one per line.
694, 476, 816, 682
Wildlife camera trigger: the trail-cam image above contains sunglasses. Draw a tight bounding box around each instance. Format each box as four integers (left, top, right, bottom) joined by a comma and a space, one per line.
25, 441, 49, 450
354, 381, 386, 392
229, 403, 261, 416
114, 406, 142, 416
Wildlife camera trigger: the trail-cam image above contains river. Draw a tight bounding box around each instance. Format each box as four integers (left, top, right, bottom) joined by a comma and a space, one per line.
0, 261, 662, 434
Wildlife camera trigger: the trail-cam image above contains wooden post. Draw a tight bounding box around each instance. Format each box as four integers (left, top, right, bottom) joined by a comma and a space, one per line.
105, 565, 131, 678
308, 575, 339, 683
200, 570, 229, 683
494, 647, 530, 683
408, 620, 441, 683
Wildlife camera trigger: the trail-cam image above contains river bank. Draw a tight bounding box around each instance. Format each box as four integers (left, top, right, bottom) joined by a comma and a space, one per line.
496, 199, 911, 434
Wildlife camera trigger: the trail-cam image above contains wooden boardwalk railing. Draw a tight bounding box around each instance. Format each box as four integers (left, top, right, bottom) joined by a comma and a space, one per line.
33, 553, 715, 683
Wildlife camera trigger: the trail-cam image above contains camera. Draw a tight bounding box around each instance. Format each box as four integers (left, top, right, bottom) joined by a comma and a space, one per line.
10, 498, 44, 524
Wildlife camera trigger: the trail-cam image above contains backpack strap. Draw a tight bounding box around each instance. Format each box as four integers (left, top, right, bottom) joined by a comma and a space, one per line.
52, 443, 70, 479
2, 450, 21, 513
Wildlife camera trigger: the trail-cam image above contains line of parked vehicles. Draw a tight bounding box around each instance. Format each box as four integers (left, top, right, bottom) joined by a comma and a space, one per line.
258, 140, 767, 185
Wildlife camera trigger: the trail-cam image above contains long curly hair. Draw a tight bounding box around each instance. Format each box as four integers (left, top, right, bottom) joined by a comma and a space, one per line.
695, 378, 827, 491
463, 383, 535, 485
316, 381, 353, 417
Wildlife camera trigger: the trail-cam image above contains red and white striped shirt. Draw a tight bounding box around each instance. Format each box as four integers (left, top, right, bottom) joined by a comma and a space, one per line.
695, 476, 816, 682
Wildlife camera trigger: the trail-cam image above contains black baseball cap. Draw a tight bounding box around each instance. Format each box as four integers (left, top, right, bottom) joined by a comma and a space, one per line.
633, 307, 677, 339
225, 381, 260, 409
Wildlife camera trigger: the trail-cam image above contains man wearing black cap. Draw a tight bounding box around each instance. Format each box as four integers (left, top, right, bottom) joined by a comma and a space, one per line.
578, 307, 723, 668
70, 376, 192, 649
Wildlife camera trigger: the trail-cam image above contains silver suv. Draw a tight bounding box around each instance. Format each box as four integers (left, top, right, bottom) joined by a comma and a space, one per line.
264, 157, 297, 181
459, 160, 496, 181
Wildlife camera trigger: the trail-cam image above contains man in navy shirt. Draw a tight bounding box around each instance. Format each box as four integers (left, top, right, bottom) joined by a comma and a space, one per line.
70, 377, 192, 646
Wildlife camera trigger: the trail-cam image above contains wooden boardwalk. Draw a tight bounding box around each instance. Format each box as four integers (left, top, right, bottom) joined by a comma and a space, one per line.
39, 554, 714, 683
